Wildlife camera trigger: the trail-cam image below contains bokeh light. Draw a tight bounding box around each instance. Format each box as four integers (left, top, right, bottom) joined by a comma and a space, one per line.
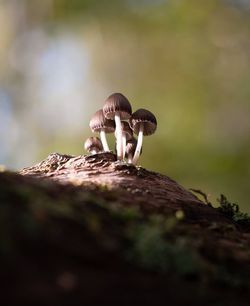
0, 0, 249, 211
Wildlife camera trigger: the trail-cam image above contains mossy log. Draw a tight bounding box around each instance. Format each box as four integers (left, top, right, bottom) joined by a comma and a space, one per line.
0, 152, 250, 306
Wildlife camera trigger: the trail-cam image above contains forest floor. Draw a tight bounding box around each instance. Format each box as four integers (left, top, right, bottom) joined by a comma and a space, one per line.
0, 152, 250, 306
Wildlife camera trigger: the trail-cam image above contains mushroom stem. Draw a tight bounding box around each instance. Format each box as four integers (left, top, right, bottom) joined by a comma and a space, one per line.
132, 124, 144, 165
114, 114, 123, 160
122, 134, 126, 159
100, 130, 109, 151
91, 149, 97, 154
128, 155, 133, 164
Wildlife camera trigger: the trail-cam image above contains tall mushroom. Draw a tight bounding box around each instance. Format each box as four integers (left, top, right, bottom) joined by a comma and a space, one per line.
115, 121, 133, 159
84, 137, 103, 154
103, 93, 132, 160
125, 137, 142, 164
129, 108, 157, 165
89, 109, 115, 152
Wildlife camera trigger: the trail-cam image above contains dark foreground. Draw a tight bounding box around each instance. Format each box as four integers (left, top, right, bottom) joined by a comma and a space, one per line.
0, 153, 250, 306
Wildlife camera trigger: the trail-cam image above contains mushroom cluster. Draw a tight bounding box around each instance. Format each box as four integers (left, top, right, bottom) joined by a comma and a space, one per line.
84, 93, 157, 165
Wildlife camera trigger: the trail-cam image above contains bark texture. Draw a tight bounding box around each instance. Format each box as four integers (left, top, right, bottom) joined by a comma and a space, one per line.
1, 152, 250, 306
20, 152, 226, 223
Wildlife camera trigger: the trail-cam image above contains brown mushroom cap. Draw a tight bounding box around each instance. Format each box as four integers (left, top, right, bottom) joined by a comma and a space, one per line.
129, 108, 157, 136
84, 137, 103, 152
125, 137, 142, 157
89, 109, 115, 133
103, 93, 132, 120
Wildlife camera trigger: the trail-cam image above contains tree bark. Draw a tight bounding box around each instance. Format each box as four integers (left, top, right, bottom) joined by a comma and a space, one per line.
1, 152, 250, 306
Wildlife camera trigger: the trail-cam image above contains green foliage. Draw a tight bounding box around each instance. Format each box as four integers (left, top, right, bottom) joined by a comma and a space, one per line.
190, 189, 250, 228
217, 194, 250, 227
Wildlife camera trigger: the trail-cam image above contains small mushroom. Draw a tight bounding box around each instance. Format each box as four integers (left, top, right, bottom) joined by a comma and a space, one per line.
84, 137, 103, 154
103, 93, 132, 160
115, 121, 133, 159
125, 137, 142, 164
89, 109, 115, 152
129, 108, 157, 165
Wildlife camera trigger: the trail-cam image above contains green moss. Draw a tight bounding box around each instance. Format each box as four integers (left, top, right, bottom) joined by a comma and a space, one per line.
1, 172, 250, 291
217, 194, 250, 227
109, 205, 141, 221
126, 216, 202, 277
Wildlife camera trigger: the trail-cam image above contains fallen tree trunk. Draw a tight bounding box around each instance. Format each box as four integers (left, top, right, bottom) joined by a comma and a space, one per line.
1, 152, 250, 306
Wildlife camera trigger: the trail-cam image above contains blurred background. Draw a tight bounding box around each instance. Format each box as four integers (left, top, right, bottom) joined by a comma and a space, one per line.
0, 0, 249, 211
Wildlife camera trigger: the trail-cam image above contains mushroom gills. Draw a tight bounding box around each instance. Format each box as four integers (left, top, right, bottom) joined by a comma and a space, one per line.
102, 93, 132, 160
84, 137, 103, 155
89, 109, 115, 152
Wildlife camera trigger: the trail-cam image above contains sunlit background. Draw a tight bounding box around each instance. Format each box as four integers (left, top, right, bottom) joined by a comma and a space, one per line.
0, 0, 250, 211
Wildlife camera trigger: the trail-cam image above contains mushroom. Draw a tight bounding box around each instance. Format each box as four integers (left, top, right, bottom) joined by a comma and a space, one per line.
129, 108, 157, 165
84, 137, 103, 154
115, 121, 133, 159
89, 109, 115, 152
103, 93, 132, 160
125, 137, 142, 164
